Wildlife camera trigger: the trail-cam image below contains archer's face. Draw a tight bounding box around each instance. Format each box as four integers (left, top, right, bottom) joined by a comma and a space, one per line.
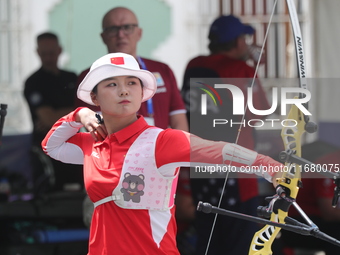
92, 76, 143, 118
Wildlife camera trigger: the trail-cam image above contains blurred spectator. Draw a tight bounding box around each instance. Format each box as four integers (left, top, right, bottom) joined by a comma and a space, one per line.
23, 32, 83, 193
181, 15, 272, 255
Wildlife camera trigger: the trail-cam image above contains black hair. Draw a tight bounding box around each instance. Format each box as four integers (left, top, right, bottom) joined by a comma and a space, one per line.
92, 85, 98, 94
37, 32, 59, 43
208, 32, 239, 54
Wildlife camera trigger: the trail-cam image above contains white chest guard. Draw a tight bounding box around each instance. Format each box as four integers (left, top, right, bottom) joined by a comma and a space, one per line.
94, 127, 179, 211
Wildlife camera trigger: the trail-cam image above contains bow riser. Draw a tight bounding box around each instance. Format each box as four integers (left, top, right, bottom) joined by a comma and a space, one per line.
249, 103, 306, 254
249, 214, 281, 255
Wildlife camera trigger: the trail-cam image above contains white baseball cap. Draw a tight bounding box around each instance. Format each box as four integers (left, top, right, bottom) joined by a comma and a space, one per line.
77, 53, 157, 106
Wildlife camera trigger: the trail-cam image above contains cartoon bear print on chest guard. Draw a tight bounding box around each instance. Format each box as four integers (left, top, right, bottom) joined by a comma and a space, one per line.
94, 128, 179, 210
120, 173, 145, 203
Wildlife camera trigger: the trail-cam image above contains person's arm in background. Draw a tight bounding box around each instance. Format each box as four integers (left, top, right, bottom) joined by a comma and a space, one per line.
23, 74, 77, 134
312, 153, 340, 221
318, 195, 340, 221
35, 106, 74, 133
164, 63, 189, 132
170, 113, 188, 131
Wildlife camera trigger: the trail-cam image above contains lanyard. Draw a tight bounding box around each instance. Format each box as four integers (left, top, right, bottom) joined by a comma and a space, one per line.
137, 56, 153, 116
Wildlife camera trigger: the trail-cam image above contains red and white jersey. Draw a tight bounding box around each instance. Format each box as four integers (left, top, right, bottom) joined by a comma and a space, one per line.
42, 108, 280, 255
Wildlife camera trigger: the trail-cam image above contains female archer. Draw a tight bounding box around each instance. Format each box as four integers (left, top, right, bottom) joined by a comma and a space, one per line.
42, 52, 282, 255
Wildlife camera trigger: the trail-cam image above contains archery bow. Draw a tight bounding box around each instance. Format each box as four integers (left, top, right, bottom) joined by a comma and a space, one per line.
198, 0, 340, 254
199, 1, 283, 254
248, 0, 317, 253
199, 2, 281, 254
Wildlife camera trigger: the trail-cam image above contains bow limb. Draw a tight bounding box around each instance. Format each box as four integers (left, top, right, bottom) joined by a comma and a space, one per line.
249, 0, 316, 254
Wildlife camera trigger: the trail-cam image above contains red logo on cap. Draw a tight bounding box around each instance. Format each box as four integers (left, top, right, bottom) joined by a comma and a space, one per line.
110, 57, 125, 65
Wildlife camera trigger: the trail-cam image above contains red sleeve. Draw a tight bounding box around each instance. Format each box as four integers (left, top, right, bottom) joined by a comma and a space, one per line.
155, 129, 191, 167
42, 107, 83, 148
164, 64, 186, 113
143, 58, 186, 113
42, 107, 90, 164
155, 129, 282, 180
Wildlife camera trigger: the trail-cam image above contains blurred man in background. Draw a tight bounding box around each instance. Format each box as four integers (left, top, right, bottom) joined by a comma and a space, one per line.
24, 32, 83, 193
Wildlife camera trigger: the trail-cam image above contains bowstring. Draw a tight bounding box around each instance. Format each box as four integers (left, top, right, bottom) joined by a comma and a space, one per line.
203, 1, 278, 254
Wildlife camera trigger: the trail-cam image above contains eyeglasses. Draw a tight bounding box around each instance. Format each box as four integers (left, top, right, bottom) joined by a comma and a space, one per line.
103, 24, 138, 37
